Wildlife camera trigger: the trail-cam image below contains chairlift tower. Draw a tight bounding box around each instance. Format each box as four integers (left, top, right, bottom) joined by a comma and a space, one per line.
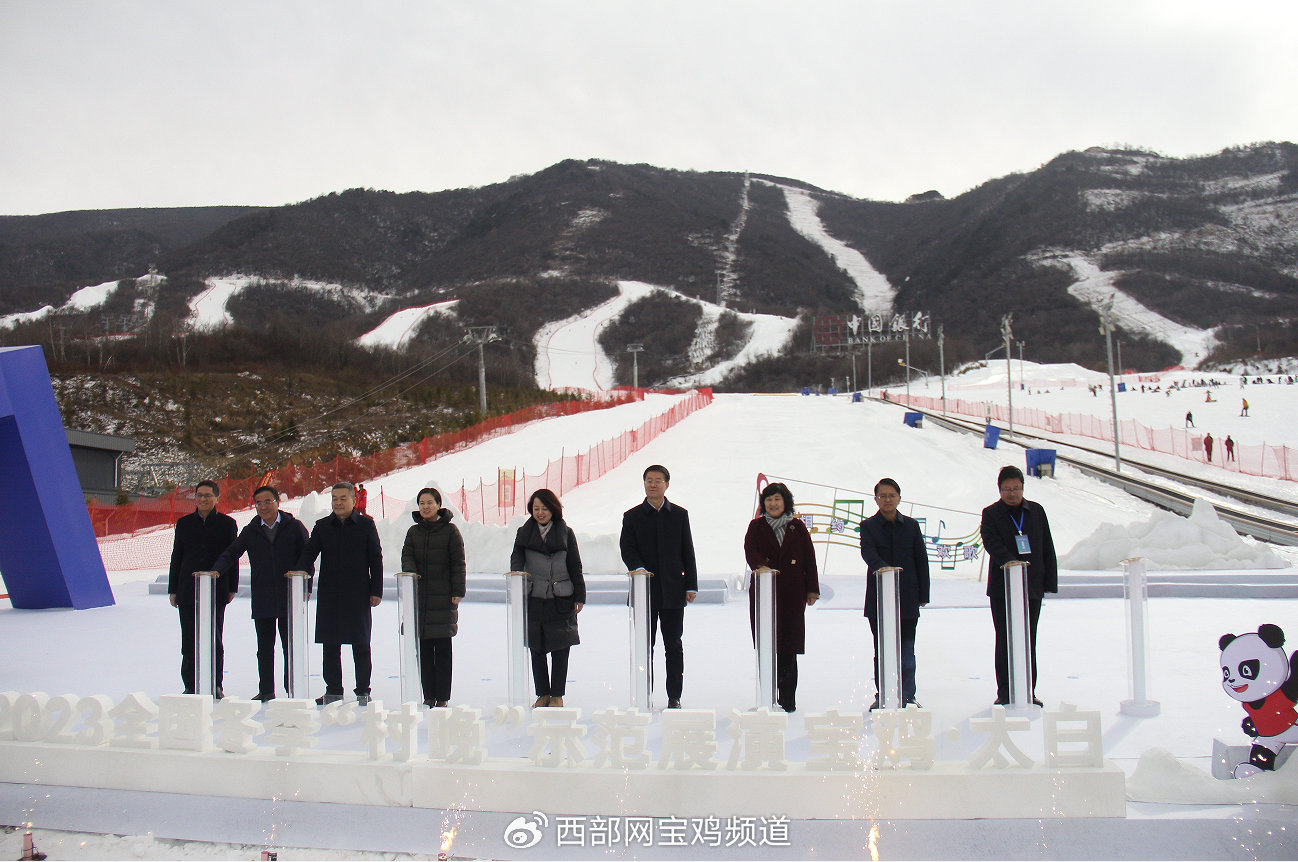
464, 326, 500, 415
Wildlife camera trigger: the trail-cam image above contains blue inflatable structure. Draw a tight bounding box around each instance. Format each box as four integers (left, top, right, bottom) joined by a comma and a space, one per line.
0, 346, 114, 609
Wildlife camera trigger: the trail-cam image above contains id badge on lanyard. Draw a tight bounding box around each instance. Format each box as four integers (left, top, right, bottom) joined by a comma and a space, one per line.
1015, 533, 1031, 554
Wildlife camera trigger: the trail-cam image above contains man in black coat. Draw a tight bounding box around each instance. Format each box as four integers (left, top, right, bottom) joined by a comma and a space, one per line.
213, 485, 310, 701
167, 480, 238, 695
980, 465, 1058, 706
859, 477, 931, 708
297, 482, 383, 705
619, 464, 698, 709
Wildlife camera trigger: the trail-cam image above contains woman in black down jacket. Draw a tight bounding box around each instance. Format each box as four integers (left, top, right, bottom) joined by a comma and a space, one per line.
510, 488, 585, 708
401, 487, 466, 707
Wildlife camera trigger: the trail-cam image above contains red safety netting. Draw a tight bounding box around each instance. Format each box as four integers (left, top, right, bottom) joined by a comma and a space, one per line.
89, 389, 643, 539
93, 387, 713, 570
890, 392, 1298, 481
452, 388, 714, 525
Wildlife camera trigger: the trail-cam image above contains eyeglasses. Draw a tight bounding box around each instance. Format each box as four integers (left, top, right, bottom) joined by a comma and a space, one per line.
195, 493, 217, 500
875, 493, 899, 500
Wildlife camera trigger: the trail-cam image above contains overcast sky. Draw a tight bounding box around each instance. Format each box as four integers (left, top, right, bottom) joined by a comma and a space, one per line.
2, 0, 1296, 215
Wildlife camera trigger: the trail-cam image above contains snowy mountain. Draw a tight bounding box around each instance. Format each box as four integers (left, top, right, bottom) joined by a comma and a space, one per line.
4, 146, 1298, 389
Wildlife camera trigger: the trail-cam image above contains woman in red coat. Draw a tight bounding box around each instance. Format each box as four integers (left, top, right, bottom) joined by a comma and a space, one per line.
744, 482, 820, 712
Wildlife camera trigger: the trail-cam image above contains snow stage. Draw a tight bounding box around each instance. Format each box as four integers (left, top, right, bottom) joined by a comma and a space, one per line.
4, 365, 1298, 859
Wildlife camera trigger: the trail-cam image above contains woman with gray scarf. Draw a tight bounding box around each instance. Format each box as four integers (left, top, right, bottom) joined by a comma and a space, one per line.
510, 488, 585, 707
743, 482, 820, 712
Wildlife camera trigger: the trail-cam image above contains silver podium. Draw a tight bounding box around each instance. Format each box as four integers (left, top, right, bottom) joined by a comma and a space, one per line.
872, 566, 904, 710
1120, 557, 1160, 716
285, 570, 311, 699
193, 570, 221, 698
396, 571, 422, 705
753, 566, 778, 710
505, 571, 531, 707
1002, 560, 1035, 710
627, 568, 653, 710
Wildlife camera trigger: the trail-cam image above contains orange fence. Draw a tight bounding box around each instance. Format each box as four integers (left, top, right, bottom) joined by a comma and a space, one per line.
88, 390, 641, 538
890, 392, 1297, 481
453, 388, 713, 524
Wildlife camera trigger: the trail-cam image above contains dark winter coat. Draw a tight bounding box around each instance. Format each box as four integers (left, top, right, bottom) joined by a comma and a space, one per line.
980, 498, 1058, 600
212, 511, 310, 619
859, 511, 931, 621
744, 515, 820, 654
168, 510, 238, 601
511, 517, 585, 652
619, 499, 698, 609
298, 510, 384, 645
401, 509, 466, 639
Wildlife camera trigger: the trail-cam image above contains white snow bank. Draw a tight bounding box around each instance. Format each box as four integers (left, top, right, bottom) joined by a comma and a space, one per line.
1059, 499, 1284, 570
1127, 747, 1298, 805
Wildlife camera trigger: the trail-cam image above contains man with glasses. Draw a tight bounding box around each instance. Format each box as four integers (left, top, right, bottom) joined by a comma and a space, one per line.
980, 465, 1057, 706
620, 464, 698, 709
168, 480, 238, 696
213, 485, 311, 701
859, 477, 930, 709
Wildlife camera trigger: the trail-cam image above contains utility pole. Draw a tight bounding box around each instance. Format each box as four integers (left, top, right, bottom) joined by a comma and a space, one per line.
626, 343, 644, 389
938, 325, 946, 415
1002, 314, 1014, 436
904, 328, 911, 403
1101, 298, 1123, 471
1017, 340, 1025, 389
850, 350, 857, 392
464, 326, 499, 415
867, 341, 873, 392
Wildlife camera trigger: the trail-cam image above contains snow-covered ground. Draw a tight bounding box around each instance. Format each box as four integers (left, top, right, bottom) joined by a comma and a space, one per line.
0, 276, 147, 329
532, 281, 798, 391
1034, 251, 1219, 366
355, 300, 459, 350
761, 180, 895, 315
4, 364, 1298, 858
186, 275, 391, 332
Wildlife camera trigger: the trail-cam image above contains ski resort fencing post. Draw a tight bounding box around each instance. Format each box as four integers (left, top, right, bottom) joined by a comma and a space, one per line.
753, 566, 778, 710
285, 571, 310, 699
628, 568, 653, 710
1002, 561, 1035, 711
193, 571, 220, 698
1120, 557, 1160, 717
396, 571, 422, 706
505, 571, 530, 707
872, 566, 904, 710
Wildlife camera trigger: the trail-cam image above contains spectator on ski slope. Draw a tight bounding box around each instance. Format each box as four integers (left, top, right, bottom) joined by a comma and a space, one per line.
356, 483, 368, 515
1225, 435, 1236, 462
511, 488, 584, 709
297, 482, 383, 705
858, 478, 928, 709
744, 482, 820, 713
620, 464, 698, 710
1186, 411, 1195, 427
980, 466, 1057, 707
1241, 398, 1250, 417
1205, 432, 1215, 463
212, 485, 310, 701
168, 480, 238, 696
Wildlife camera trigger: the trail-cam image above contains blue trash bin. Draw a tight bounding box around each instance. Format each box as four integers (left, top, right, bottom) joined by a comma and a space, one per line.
851, 392, 862, 403
1026, 448, 1057, 478
903, 412, 923, 428
984, 425, 1001, 449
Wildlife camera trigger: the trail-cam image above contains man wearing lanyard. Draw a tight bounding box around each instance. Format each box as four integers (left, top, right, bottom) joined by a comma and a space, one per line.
979, 465, 1058, 706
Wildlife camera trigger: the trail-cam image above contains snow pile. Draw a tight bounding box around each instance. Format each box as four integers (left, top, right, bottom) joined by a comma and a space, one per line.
1059, 498, 1284, 570
1127, 747, 1298, 805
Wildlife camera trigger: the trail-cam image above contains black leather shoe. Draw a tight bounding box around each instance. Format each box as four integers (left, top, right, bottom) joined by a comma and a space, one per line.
315, 693, 343, 706
252, 692, 275, 702
667, 698, 682, 709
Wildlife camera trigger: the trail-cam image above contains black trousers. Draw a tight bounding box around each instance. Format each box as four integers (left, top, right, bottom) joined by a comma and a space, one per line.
867, 617, 919, 704
531, 646, 570, 697
650, 606, 685, 700
991, 592, 1043, 703
322, 642, 372, 696
254, 616, 289, 697
776, 653, 799, 710
420, 636, 453, 702
178, 594, 227, 694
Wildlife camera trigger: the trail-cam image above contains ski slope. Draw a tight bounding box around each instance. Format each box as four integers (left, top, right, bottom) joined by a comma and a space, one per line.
355, 300, 459, 350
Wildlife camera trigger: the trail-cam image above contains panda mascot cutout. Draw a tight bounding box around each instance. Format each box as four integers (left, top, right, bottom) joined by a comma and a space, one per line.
1219, 624, 1298, 778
